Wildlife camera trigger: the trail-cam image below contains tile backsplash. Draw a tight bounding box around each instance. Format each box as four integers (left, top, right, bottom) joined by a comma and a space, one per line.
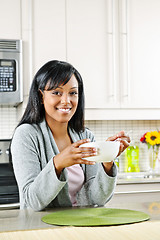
0, 106, 18, 139
1, 106, 160, 173
85, 120, 160, 173
85, 120, 160, 142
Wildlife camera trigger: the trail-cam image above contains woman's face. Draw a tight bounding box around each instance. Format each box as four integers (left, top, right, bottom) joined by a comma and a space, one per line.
41, 74, 79, 125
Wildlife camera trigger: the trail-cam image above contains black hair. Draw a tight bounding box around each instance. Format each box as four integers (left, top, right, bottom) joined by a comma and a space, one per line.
17, 60, 85, 133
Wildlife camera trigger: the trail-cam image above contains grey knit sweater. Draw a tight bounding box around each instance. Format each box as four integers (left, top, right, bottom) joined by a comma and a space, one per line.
11, 119, 117, 211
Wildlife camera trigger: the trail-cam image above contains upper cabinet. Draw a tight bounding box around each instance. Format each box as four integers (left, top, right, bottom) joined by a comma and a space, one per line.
0, 0, 21, 39
65, 0, 160, 119
32, 0, 66, 73
119, 0, 160, 109
20, 0, 160, 119
66, 0, 119, 109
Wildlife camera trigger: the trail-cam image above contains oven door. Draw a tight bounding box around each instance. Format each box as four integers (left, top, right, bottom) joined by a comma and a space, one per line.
0, 163, 19, 209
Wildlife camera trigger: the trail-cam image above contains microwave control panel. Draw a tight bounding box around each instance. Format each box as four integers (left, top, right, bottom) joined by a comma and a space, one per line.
0, 59, 16, 92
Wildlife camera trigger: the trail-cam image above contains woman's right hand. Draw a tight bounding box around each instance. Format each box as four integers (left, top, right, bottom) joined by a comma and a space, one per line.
53, 139, 97, 177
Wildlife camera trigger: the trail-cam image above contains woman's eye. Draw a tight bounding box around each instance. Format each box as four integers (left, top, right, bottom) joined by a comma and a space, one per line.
52, 91, 61, 96
70, 91, 78, 96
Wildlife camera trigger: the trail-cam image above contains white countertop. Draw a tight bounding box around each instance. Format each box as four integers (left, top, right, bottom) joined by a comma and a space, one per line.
0, 196, 160, 233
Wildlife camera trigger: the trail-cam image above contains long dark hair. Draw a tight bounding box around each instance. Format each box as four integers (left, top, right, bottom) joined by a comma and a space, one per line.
18, 60, 85, 133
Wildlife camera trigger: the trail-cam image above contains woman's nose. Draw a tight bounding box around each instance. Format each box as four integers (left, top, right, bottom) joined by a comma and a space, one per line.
61, 93, 70, 104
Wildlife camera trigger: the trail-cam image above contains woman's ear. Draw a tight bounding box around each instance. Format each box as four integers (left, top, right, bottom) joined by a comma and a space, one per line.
39, 89, 44, 104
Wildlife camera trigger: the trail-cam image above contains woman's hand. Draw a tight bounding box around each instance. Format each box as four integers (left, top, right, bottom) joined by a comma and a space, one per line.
53, 139, 96, 177
106, 130, 131, 157
103, 131, 131, 176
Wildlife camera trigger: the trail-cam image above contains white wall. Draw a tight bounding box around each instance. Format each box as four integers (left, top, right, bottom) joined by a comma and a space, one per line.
0, 0, 160, 172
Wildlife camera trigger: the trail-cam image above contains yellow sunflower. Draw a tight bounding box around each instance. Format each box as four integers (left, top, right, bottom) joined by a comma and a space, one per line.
145, 131, 160, 146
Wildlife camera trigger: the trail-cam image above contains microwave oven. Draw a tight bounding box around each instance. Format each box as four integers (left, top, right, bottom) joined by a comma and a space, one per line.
0, 39, 23, 106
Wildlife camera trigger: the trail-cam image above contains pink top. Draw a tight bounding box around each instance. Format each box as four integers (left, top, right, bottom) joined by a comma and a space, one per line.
66, 164, 84, 206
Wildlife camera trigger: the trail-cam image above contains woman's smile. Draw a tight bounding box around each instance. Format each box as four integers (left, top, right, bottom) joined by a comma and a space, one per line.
41, 74, 79, 125
56, 107, 72, 113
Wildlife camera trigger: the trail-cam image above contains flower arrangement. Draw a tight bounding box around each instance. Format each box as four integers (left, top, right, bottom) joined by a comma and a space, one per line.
140, 131, 160, 171
140, 131, 160, 149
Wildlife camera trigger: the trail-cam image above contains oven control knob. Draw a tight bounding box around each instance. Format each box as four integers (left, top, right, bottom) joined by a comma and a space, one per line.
6, 149, 9, 155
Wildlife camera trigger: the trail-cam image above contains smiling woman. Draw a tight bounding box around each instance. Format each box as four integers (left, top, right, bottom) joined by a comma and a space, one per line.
16, 60, 85, 133
41, 75, 79, 126
10, 60, 130, 211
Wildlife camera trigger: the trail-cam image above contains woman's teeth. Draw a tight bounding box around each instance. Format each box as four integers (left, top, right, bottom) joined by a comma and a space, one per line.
58, 108, 71, 113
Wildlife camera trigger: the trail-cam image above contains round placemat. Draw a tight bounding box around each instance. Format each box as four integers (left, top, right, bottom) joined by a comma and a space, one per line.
41, 208, 150, 226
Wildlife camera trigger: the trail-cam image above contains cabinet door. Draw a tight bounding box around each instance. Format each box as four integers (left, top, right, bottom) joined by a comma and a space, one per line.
120, 0, 160, 108
67, 0, 120, 109
32, 0, 66, 73
0, 0, 21, 39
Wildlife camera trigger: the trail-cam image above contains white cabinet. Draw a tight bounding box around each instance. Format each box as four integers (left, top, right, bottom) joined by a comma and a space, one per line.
32, 0, 66, 73
108, 182, 160, 206
120, 0, 160, 109
20, 0, 160, 120
66, 0, 160, 119
0, 0, 21, 39
67, 0, 118, 109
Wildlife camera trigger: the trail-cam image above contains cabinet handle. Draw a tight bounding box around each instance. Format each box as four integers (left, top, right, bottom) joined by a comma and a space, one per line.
115, 190, 160, 194
119, 0, 130, 100
107, 0, 117, 102
29, 0, 33, 84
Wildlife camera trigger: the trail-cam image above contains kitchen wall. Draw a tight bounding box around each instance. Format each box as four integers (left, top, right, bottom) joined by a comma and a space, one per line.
0, 107, 17, 139
0, 0, 160, 175
1, 107, 160, 141
0, 106, 159, 173
85, 119, 160, 172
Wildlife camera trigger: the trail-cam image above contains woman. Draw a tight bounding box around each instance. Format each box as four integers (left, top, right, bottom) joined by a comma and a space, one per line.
11, 60, 130, 211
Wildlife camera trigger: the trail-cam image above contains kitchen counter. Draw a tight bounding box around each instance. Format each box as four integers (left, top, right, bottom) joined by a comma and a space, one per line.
117, 172, 160, 184
0, 197, 160, 240
1, 177, 160, 240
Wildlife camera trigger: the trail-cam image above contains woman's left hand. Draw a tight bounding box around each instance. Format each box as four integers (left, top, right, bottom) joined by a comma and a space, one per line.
102, 131, 131, 176
106, 130, 131, 157
103, 131, 131, 176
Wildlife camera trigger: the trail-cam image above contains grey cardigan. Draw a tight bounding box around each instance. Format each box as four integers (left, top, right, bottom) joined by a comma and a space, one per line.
11, 119, 117, 211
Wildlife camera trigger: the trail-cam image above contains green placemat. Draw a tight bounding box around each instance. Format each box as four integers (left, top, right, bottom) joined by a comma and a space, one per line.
41, 208, 150, 226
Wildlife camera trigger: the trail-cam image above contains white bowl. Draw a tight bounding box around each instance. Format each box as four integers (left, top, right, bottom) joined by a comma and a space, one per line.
80, 141, 120, 162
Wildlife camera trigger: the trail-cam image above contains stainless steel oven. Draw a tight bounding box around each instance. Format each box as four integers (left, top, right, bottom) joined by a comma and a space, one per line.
0, 139, 19, 208
0, 39, 23, 106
